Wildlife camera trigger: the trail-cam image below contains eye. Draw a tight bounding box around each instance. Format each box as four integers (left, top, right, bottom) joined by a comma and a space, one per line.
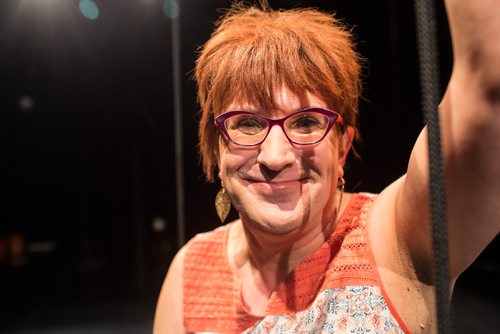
288, 113, 325, 133
227, 115, 267, 135
295, 116, 320, 127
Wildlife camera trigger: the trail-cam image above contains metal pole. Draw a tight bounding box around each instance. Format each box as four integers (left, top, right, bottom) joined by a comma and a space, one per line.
170, 0, 185, 248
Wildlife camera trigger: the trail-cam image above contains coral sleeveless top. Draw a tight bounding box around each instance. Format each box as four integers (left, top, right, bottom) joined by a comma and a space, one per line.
183, 193, 410, 333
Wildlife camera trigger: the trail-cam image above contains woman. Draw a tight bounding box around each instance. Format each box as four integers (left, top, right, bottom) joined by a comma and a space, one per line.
154, 0, 499, 333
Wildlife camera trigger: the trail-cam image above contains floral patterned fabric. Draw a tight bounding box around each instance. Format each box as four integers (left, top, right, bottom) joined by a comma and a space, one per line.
242, 286, 404, 333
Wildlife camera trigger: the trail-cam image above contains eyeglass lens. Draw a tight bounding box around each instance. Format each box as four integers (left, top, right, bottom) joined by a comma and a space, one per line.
224, 111, 332, 145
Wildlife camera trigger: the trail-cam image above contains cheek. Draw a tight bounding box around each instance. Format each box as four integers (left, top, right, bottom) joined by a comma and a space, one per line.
218, 145, 256, 176
303, 139, 338, 174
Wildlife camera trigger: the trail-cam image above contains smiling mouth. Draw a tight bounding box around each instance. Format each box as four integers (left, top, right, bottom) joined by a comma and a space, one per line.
245, 178, 306, 193
245, 177, 306, 184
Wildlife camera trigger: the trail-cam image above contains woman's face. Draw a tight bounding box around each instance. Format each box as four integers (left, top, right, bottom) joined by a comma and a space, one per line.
218, 88, 349, 235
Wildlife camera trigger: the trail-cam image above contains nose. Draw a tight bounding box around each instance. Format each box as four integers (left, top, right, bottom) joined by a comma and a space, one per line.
256, 125, 295, 171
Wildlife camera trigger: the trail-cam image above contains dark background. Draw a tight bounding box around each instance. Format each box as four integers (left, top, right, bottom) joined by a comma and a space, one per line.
1, 0, 498, 333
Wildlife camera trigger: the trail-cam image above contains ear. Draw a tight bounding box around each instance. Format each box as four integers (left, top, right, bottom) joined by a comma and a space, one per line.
337, 126, 355, 178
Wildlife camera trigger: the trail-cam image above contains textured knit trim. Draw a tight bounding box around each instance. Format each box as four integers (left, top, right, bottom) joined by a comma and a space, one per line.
183, 193, 408, 333
364, 208, 412, 334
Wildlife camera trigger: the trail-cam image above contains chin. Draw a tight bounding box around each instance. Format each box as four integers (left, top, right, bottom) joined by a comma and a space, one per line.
243, 210, 308, 235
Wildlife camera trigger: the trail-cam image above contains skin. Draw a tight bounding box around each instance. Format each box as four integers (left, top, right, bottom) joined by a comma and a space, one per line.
219, 90, 345, 238
218, 89, 353, 315
154, 0, 500, 332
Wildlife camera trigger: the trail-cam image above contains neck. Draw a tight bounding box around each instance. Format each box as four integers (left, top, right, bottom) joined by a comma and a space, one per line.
228, 192, 351, 291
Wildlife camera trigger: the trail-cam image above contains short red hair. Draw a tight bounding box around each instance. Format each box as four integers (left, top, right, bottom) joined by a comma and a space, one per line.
196, 3, 363, 181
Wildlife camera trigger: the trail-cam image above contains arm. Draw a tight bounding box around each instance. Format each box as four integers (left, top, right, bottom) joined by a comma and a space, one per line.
153, 247, 186, 334
398, 0, 500, 280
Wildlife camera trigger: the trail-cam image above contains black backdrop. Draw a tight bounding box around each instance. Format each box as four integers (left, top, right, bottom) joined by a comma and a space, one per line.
1, 0, 497, 331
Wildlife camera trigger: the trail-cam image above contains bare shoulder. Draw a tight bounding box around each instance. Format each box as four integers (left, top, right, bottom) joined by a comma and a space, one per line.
153, 246, 187, 334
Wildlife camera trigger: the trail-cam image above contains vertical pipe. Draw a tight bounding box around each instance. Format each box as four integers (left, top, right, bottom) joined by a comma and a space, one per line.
171, 0, 185, 248
132, 141, 145, 290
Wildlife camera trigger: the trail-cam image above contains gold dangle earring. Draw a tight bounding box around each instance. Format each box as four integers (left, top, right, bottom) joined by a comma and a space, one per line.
215, 182, 231, 223
337, 177, 346, 213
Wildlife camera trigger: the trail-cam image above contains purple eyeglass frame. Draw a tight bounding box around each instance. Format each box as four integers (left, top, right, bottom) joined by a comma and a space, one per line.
214, 107, 344, 147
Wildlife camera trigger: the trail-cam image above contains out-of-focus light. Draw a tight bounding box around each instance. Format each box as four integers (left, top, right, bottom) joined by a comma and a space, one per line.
18, 95, 35, 111
79, 0, 99, 21
28, 240, 56, 253
163, 0, 179, 19
152, 217, 167, 232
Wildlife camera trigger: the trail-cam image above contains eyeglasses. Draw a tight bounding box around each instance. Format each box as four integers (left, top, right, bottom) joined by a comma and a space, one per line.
215, 108, 344, 146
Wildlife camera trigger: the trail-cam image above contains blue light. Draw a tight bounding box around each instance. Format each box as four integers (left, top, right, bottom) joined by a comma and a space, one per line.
163, 0, 180, 19
79, 0, 99, 21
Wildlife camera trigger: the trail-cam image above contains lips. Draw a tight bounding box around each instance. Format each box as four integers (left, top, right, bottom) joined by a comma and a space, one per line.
243, 176, 305, 184
259, 179, 300, 188
245, 178, 305, 199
